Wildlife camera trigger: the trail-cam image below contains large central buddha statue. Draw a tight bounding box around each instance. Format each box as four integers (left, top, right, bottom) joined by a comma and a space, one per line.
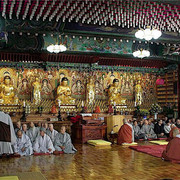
0, 76, 19, 105
56, 77, 75, 105
108, 78, 126, 105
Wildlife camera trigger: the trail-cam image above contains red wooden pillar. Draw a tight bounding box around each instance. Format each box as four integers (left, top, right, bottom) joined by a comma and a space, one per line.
178, 65, 180, 117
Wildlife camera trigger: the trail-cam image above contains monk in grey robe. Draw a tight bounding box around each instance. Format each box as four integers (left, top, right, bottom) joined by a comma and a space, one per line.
54, 126, 77, 154
13, 130, 33, 156
14, 121, 22, 135
0, 111, 16, 156
33, 127, 55, 154
28, 122, 39, 144
133, 120, 145, 140
141, 120, 157, 139
46, 124, 58, 143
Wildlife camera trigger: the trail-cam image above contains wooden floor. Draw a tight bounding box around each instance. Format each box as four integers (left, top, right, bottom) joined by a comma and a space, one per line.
0, 142, 180, 180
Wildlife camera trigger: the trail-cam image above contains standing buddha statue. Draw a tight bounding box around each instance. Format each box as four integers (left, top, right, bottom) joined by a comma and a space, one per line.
56, 77, 75, 105
32, 77, 41, 105
135, 78, 143, 105
86, 77, 95, 105
0, 76, 19, 104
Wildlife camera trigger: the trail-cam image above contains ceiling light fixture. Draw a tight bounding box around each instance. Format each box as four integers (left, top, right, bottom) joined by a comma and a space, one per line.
135, 27, 162, 41
133, 49, 150, 58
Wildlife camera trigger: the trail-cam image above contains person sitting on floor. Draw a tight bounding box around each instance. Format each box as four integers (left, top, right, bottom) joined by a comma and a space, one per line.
164, 120, 171, 137
169, 124, 180, 140
13, 130, 33, 156
36, 122, 42, 131
117, 119, 134, 145
14, 121, 22, 135
46, 124, 58, 143
138, 119, 144, 129
148, 118, 154, 129
175, 119, 180, 128
133, 120, 145, 140
154, 119, 166, 138
140, 119, 157, 140
54, 126, 77, 154
42, 122, 48, 133
33, 127, 55, 154
28, 122, 39, 144
162, 129, 180, 162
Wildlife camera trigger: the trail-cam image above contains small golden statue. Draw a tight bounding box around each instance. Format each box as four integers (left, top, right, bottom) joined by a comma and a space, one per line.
32, 77, 41, 105
135, 78, 143, 105
86, 77, 95, 105
56, 77, 75, 105
108, 79, 126, 105
0, 76, 19, 104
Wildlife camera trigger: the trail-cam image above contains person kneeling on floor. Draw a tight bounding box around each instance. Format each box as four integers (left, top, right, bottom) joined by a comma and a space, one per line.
33, 127, 55, 154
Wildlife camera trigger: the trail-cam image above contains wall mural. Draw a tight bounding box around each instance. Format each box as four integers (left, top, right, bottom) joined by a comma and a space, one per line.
0, 67, 157, 112
43, 35, 133, 55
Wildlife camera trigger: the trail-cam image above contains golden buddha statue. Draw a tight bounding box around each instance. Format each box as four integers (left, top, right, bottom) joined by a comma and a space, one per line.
32, 77, 41, 105
135, 78, 143, 105
56, 77, 75, 105
86, 77, 95, 105
108, 79, 126, 105
0, 76, 19, 105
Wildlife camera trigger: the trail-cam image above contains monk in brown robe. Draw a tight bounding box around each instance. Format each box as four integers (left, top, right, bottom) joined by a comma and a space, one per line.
117, 119, 134, 145
169, 124, 180, 140
162, 129, 180, 163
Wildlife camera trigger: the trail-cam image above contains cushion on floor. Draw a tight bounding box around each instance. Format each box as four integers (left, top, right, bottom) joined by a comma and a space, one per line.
0, 176, 19, 180
87, 140, 112, 146
33, 152, 51, 156
122, 142, 138, 146
149, 140, 169, 145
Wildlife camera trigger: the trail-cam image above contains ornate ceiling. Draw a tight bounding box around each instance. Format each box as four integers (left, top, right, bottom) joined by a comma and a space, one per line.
0, 0, 179, 67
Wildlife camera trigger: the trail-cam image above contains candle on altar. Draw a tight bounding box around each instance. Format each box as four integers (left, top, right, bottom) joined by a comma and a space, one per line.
58, 100, 61, 107
135, 101, 137, 107
23, 101, 26, 107
82, 101, 84, 107
114, 102, 116, 107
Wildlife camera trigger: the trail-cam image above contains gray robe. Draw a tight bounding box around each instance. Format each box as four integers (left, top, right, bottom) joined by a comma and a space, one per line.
133, 125, 141, 136
140, 124, 157, 139
46, 129, 58, 143
13, 134, 33, 156
0, 111, 16, 155
54, 132, 77, 154
33, 134, 55, 153
28, 126, 39, 144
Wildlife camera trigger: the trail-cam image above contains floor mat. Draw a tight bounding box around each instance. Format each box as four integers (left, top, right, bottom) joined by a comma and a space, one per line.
129, 145, 167, 158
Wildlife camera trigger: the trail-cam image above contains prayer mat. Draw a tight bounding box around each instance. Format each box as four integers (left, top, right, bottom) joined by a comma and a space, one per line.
0, 172, 46, 180
87, 140, 112, 147
0, 176, 19, 180
149, 140, 169, 145
129, 145, 166, 158
33, 152, 51, 156
122, 142, 138, 146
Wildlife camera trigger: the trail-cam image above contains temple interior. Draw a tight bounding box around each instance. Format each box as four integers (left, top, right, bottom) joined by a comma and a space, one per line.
0, 0, 180, 180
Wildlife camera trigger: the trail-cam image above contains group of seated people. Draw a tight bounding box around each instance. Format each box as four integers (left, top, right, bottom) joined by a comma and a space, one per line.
132, 117, 180, 140
117, 117, 180, 163
13, 121, 77, 156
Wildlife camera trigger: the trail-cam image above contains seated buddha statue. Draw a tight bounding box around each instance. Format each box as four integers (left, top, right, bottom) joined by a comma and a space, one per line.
108, 78, 126, 105
0, 76, 19, 105
56, 77, 75, 105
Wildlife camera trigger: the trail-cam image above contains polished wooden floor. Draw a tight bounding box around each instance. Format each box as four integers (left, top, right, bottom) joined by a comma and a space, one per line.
0, 142, 180, 180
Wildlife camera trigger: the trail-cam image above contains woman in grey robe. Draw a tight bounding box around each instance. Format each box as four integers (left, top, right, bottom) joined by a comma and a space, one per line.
54, 126, 77, 154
